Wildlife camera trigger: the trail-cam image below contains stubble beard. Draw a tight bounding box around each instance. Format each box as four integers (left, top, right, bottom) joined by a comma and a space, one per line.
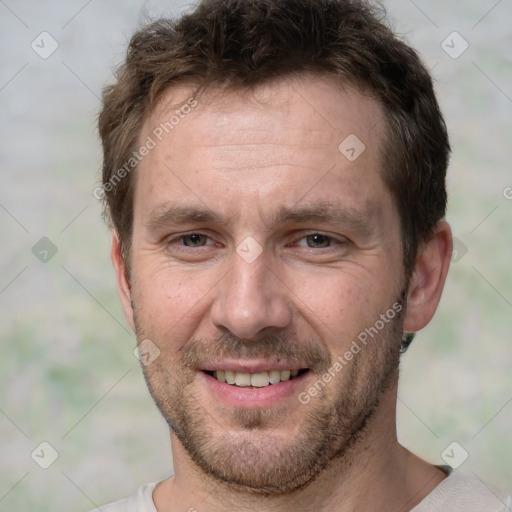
134, 292, 406, 496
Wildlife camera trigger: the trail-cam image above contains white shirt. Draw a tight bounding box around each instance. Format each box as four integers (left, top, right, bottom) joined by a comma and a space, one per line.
92, 473, 511, 512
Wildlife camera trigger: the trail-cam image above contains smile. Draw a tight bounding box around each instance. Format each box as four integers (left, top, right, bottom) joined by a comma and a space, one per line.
204, 369, 309, 388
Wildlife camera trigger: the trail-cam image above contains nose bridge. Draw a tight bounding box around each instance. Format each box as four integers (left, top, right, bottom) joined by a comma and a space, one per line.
211, 250, 291, 339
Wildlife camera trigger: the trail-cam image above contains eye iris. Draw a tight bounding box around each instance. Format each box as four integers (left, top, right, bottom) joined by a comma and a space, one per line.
183, 234, 207, 247
306, 234, 330, 248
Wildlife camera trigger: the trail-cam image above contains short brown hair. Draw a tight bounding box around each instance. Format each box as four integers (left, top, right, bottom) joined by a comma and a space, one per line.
98, 0, 450, 313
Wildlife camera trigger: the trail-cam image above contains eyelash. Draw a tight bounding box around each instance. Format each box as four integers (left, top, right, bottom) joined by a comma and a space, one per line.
292, 233, 345, 249
165, 233, 217, 251
167, 232, 347, 250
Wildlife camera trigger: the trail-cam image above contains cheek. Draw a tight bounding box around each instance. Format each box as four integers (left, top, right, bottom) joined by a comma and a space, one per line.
289, 270, 394, 347
132, 266, 216, 343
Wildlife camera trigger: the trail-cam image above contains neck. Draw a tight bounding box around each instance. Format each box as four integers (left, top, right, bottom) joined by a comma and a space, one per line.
154, 381, 446, 512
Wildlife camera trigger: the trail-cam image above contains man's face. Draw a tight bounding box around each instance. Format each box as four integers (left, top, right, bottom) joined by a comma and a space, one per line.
125, 76, 407, 493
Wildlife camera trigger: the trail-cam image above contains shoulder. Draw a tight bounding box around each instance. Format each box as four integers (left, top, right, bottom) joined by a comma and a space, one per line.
412, 472, 512, 512
89, 481, 159, 512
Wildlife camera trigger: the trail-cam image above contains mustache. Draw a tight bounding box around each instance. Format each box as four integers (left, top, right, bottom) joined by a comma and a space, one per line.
179, 332, 333, 373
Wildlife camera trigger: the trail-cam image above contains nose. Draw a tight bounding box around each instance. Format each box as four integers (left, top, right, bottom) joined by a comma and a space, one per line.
210, 249, 293, 340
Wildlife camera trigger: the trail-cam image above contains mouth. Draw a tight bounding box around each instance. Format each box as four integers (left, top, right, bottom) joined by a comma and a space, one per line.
203, 369, 310, 388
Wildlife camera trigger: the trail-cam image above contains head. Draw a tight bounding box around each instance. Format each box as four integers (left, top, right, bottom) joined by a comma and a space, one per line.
99, 0, 452, 496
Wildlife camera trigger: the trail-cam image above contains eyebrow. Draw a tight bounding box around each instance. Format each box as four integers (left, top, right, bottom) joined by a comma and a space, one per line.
145, 201, 377, 235
270, 202, 375, 229
146, 204, 224, 231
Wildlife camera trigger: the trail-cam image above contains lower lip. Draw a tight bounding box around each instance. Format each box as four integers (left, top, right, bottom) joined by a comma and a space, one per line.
200, 371, 309, 409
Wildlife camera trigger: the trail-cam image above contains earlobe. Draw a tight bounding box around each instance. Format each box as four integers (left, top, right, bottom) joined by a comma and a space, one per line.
403, 220, 453, 333
111, 233, 136, 332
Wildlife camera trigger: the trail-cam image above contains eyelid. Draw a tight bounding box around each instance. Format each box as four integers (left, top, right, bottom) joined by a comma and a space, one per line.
167, 231, 217, 246
292, 231, 348, 247
165, 230, 348, 248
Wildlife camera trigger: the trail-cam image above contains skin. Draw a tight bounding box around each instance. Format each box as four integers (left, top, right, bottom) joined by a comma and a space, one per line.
111, 75, 453, 511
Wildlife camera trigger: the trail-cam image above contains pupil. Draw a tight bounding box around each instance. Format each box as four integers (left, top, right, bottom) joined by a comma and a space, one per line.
186, 234, 205, 246
308, 234, 329, 248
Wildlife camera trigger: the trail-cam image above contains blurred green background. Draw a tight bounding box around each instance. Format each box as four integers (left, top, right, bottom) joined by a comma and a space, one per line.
1, 0, 511, 510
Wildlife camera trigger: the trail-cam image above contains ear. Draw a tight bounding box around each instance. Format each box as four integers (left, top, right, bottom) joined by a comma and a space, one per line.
403, 220, 453, 333
111, 233, 135, 332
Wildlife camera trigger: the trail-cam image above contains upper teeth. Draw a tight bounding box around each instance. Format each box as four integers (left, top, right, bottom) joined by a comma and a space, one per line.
214, 369, 300, 387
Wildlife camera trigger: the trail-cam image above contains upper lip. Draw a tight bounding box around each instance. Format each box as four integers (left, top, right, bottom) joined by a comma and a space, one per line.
200, 359, 307, 374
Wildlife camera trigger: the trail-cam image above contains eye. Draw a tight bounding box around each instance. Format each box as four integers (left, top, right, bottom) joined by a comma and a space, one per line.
180, 233, 211, 247
296, 233, 337, 248
164, 231, 221, 262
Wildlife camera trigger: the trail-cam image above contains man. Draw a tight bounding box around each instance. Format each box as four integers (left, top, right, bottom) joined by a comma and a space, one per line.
94, 0, 511, 510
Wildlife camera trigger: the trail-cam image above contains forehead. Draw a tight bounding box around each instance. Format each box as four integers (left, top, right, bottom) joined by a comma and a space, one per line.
136, 75, 390, 223
148, 75, 385, 154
